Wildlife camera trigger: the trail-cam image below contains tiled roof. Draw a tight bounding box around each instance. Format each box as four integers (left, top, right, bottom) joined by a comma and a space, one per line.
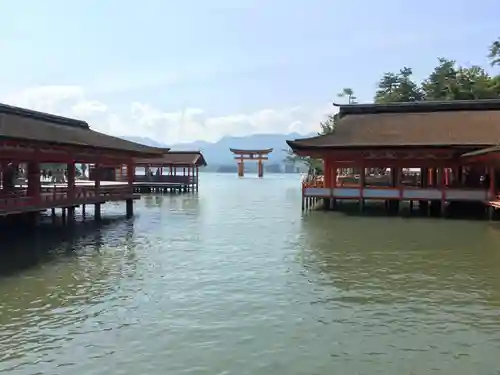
135, 151, 207, 166
287, 100, 500, 150
0, 103, 164, 156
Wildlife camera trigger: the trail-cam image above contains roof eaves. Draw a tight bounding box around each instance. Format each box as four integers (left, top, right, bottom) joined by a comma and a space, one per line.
332, 99, 500, 116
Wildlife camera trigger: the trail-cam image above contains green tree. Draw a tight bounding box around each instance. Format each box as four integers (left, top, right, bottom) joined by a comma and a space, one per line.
453, 66, 499, 99
421, 58, 458, 100
319, 113, 337, 135
488, 37, 500, 67
337, 87, 357, 104
422, 59, 498, 100
374, 67, 423, 103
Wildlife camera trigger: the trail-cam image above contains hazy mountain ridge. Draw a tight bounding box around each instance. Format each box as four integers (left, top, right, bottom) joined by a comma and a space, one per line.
121, 132, 316, 166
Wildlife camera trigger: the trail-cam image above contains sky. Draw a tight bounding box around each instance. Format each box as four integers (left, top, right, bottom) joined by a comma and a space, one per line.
0, 0, 498, 144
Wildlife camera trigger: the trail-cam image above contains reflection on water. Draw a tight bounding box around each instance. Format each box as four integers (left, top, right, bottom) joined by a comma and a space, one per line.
0, 174, 499, 374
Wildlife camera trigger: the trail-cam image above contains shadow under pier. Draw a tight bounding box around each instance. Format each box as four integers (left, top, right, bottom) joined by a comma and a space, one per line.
0, 215, 129, 278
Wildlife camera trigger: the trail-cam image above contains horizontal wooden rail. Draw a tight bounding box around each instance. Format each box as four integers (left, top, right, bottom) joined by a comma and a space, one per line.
0, 185, 134, 212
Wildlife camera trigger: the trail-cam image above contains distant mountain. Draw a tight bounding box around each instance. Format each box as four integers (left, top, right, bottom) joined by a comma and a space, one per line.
120, 132, 316, 166
120, 136, 167, 148
168, 133, 316, 165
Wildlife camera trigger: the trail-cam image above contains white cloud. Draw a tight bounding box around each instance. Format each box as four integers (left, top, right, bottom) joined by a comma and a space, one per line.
1, 85, 330, 144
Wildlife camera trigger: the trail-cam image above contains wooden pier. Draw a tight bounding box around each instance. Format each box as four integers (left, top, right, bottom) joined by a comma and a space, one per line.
287, 99, 500, 219
0, 103, 163, 223
132, 151, 207, 194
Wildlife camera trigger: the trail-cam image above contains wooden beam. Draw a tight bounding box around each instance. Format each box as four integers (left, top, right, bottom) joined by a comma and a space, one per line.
293, 148, 457, 160
233, 157, 269, 160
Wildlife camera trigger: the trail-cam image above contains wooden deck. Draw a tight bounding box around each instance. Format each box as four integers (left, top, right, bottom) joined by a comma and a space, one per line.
303, 186, 489, 202
0, 182, 135, 216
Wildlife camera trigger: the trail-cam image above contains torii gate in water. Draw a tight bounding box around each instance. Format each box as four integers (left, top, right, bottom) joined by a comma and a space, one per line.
229, 148, 273, 178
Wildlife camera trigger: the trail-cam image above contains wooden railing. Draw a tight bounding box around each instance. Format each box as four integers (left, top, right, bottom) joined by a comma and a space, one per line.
134, 175, 196, 184
0, 185, 134, 212
302, 176, 324, 189
302, 173, 422, 190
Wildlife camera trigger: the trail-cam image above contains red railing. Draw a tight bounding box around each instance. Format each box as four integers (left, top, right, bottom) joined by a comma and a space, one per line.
302, 176, 325, 189
134, 175, 195, 184
0, 185, 134, 212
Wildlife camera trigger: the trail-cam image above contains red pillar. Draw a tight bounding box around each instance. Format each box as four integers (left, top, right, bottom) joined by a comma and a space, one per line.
67, 161, 76, 200
127, 162, 134, 186
257, 159, 263, 178
94, 163, 102, 220
27, 161, 41, 204
440, 167, 446, 204
331, 162, 337, 188
323, 159, 331, 188
195, 166, 199, 191
126, 161, 134, 217
359, 164, 365, 211
238, 159, 244, 177
489, 167, 496, 200
94, 163, 101, 191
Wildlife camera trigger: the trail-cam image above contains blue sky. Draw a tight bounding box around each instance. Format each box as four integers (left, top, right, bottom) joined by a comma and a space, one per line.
0, 0, 498, 144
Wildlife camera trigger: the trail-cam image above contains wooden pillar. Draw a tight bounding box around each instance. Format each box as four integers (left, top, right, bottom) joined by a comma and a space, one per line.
331, 162, 337, 209
419, 167, 429, 215
27, 161, 41, 204
323, 159, 331, 188
458, 166, 464, 185
420, 167, 427, 187
387, 167, 399, 213
440, 167, 446, 217
67, 161, 76, 219
126, 161, 134, 218
486, 166, 496, 220
257, 159, 263, 178
1, 162, 7, 190
94, 163, 101, 221
397, 167, 403, 205
359, 165, 365, 212
238, 158, 244, 177
195, 166, 199, 191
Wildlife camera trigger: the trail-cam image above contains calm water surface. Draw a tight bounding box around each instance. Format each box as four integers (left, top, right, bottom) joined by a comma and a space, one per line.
1, 173, 500, 374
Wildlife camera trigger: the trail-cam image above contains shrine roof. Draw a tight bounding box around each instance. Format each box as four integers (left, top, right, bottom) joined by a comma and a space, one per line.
135, 151, 207, 166
287, 99, 500, 151
0, 103, 165, 156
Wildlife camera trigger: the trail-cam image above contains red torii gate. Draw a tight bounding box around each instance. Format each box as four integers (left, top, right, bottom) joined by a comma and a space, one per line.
229, 148, 273, 178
